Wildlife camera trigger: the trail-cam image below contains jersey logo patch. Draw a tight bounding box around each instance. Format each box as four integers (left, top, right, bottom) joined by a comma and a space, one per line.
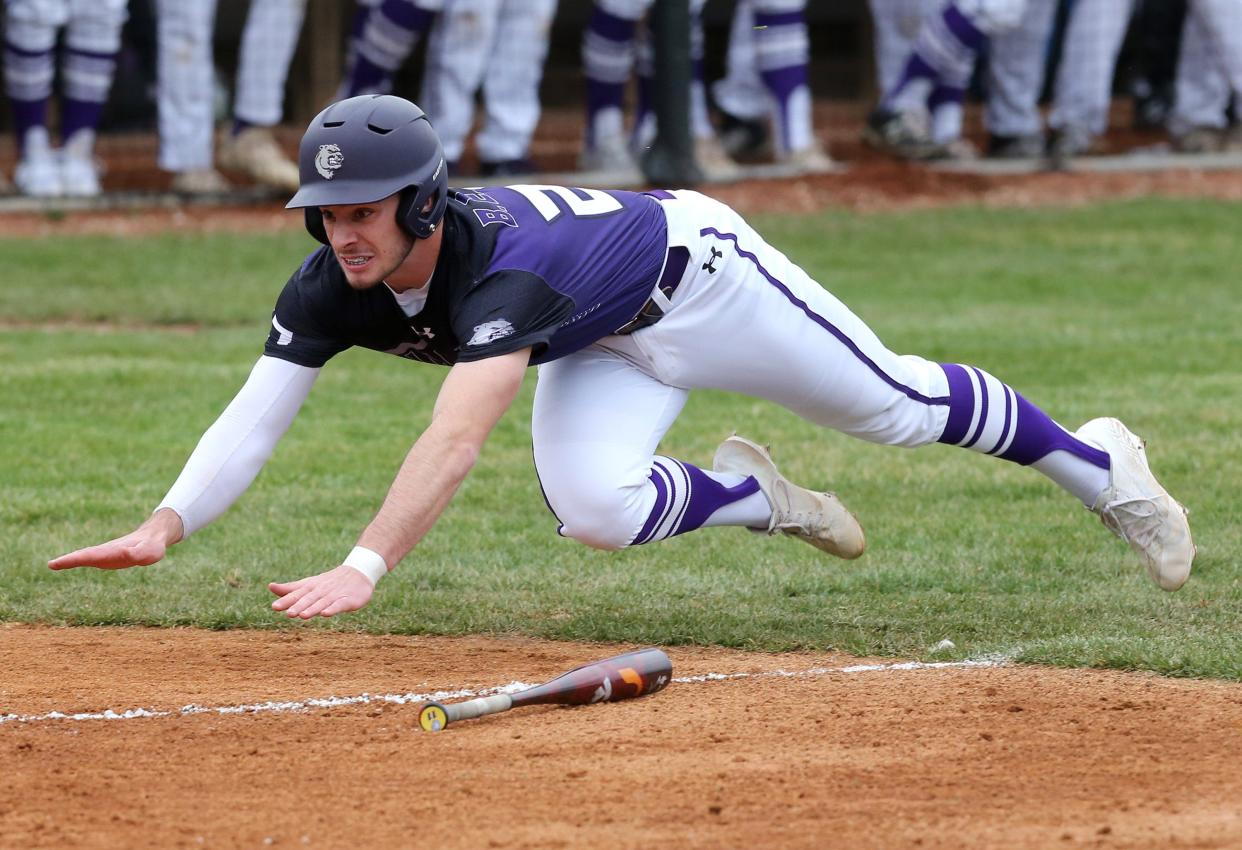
467, 319, 515, 346
315, 144, 344, 180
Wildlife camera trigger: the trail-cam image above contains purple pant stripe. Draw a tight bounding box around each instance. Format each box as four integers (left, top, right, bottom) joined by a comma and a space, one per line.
938, 364, 975, 444
634, 464, 672, 545
943, 4, 986, 51
64, 46, 117, 61
4, 40, 50, 58
700, 228, 950, 407
962, 366, 991, 449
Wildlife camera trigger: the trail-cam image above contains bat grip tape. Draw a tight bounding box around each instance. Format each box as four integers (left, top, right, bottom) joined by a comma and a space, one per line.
446, 694, 513, 723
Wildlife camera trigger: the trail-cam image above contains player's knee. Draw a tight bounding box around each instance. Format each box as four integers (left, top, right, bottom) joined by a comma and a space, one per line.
547, 484, 646, 551
844, 353, 949, 448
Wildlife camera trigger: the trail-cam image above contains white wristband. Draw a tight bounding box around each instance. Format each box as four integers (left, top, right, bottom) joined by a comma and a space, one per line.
343, 546, 388, 586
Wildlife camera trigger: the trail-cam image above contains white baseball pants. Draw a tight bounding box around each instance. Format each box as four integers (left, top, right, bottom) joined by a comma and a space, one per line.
533, 191, 949, 549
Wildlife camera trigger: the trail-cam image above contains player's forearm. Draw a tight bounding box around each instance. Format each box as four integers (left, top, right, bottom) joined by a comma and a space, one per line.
157, 356, 318, 538
356, 420, 483, 568
357, 349, 530, 572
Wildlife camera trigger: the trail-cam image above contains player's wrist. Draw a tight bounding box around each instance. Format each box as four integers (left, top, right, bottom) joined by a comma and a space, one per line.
146, 507, 185, 545
343, 545, 388, 586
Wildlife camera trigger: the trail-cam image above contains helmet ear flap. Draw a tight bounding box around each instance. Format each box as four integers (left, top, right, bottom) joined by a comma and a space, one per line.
304, 207, 329, 245
398, 186, 443, 239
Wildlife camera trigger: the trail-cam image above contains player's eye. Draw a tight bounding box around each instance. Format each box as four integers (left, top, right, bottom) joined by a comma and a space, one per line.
320, 209, 335, 222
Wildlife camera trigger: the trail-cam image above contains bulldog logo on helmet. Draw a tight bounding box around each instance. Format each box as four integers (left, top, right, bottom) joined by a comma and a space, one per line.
314, 144, 344, 180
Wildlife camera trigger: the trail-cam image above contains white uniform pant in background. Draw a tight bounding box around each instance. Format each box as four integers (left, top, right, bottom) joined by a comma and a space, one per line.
233, 0, 307, 128
419, 0, 557, 164
156, 0, 305, 171
533, 191, 949, 549
984, 0, 1057, 138
1047, 0, 1136, 137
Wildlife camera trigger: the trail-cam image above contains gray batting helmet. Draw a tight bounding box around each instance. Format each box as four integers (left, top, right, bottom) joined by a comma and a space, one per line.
286, 95, 448, 243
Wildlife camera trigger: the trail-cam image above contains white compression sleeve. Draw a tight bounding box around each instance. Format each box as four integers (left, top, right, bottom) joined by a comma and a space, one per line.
156, 355, 319, 538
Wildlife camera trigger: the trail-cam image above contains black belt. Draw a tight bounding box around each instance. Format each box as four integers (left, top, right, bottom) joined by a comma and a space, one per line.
615, 245, 690, 335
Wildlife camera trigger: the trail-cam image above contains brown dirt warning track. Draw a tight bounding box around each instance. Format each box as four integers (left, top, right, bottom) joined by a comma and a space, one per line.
3, 625, 1242, 850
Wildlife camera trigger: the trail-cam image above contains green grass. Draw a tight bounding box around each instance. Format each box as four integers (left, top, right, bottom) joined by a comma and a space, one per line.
2, 198, 1239, 678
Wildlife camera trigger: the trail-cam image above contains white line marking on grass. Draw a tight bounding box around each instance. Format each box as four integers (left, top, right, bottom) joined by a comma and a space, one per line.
0, 658, 1007, 726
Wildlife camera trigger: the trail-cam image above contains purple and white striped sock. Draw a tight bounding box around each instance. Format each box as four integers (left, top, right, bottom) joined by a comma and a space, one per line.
938, 364, 1111, 505
582, 5, 637, 146
631, 457, 769, 545
885, 3, 985, 113
346, 0, 437, 97
4, 40, 54, 151
753, 7, 813, 153
62, 45, 118, 148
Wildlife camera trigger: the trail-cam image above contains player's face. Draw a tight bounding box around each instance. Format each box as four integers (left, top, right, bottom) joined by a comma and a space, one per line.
320, 195, 415, 290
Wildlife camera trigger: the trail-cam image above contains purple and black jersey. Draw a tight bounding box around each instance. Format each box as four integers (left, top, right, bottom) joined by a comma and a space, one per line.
263, 185, 670, 368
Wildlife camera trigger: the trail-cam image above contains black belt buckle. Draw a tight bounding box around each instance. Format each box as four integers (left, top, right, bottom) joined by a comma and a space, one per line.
615, 246, 690, 335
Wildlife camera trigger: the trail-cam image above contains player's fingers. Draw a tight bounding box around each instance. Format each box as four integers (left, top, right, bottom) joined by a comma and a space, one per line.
268, 578, 310, 597
271, 584, 313, 611
319, 595, 363, 618
48, 544, 127, 571
297, 594, 338, 619
284, 585, 329, 618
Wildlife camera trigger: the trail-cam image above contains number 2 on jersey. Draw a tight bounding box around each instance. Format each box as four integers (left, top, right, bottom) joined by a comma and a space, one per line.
507, 185, 624, 222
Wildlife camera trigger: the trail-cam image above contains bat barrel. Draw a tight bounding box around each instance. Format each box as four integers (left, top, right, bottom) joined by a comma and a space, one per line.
509, 647, 672, 708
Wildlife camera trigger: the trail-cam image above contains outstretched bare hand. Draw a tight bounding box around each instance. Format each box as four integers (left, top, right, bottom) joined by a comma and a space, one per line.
269, 565, 375, 619
48, 509, 183, 571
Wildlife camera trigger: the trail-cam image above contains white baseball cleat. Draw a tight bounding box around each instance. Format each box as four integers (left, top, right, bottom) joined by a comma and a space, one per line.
578, 133, 636, 173
778, 142, 836, 174
218, 126, 300, 192
171, 167, 231, 196
1076, 417, 1195, 591
60, 152, 102, 197
713, 434, 865, 560
14, 149, 64, 198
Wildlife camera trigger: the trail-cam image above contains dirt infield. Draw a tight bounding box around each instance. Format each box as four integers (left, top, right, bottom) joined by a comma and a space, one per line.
3, 625, 1242, 850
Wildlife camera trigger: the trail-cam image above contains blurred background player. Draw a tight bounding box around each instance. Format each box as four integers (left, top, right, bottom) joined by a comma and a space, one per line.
863, 0, 1030, 159
580, 0, 740, 178
709, 0, 834, 172
1042, 0, 1137, 163
418, 0, 557, 177
980, 0, 1057, 158
156, 0, 305, 195
1167, 0, 1242, 153
334, 0, 443, 99
3, 0, 127, 197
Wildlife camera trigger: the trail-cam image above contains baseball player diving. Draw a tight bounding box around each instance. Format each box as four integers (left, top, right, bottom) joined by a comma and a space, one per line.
48, 96, 1195, 617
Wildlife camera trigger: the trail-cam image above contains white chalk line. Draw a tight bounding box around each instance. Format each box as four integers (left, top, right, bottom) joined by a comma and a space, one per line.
0, 657, 1007, 727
